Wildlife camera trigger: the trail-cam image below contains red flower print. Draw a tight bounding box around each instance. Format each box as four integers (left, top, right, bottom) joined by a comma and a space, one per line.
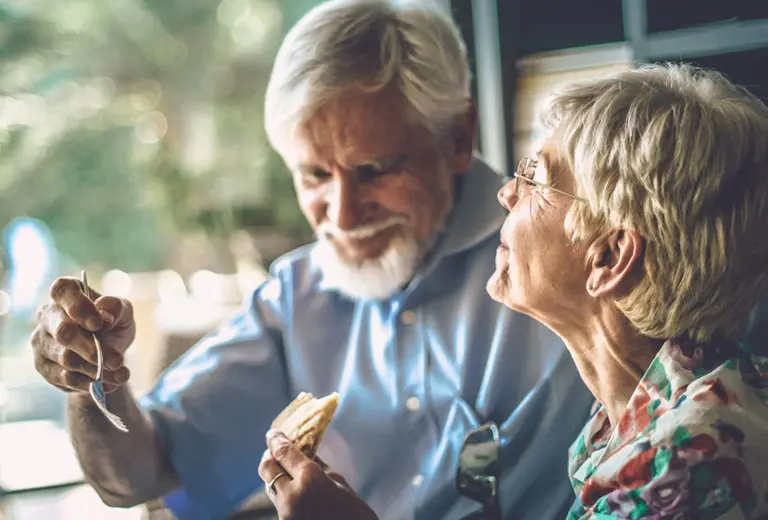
693, 379, 741, 406
682, 433, 718, 458
617, 446, 658, 488
581, 478, 618, 508
618, 388, 652, 439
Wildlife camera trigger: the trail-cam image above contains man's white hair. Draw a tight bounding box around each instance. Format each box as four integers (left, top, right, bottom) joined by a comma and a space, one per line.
545, 63, 768, 344
264, 0, 470, 154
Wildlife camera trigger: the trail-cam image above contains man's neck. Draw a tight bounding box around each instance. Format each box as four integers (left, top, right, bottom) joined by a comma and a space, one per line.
558, 305, 663, 427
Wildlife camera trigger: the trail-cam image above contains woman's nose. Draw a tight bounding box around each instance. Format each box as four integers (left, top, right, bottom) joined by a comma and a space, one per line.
497, 179, 517, 211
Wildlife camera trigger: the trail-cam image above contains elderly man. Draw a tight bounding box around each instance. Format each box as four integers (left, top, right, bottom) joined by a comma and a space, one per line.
30, 1, 592, 519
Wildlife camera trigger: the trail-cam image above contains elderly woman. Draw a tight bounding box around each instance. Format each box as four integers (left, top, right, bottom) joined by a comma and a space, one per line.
258, 63, 768, 519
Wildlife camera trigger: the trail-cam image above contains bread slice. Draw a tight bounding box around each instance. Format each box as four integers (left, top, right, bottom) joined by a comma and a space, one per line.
271, 392, 339, 458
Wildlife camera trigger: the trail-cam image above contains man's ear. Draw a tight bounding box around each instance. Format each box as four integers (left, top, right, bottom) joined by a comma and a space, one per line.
451, 101, 477, 175
586, 229, 644, 297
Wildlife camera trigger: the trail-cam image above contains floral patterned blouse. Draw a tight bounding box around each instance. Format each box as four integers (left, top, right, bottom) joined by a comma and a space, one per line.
567, 340, 768, 519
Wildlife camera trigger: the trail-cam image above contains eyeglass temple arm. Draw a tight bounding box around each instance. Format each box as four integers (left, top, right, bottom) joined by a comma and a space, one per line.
513, 174, 587, 203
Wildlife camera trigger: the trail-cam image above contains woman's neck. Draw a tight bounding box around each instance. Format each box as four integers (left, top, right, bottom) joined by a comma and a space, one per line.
555, 304, 663, 427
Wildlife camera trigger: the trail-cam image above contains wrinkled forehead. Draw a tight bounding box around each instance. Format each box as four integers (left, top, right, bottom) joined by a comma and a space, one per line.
283, 86, 430, 169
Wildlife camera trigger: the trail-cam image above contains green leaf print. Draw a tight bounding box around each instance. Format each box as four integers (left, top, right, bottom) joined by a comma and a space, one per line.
644, 358, 672, 400
672, 426, 692, 447
652, 447, 672, 478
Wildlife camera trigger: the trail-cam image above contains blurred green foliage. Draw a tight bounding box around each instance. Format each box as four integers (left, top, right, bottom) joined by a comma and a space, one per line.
0, 0, 318, 271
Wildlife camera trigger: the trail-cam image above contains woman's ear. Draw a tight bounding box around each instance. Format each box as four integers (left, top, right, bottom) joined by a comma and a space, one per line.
586, 229, 644, 297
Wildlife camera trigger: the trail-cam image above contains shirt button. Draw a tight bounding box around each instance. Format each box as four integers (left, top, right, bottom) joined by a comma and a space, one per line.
412, 474, 424, 487
401, 310, 417, 325
406, 396, 421, 412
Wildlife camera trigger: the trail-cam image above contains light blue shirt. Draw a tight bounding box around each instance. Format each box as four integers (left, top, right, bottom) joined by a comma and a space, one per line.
140, 158, 594, 520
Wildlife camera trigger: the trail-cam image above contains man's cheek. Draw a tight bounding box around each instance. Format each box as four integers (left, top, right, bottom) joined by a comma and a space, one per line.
298, 196, 324, 227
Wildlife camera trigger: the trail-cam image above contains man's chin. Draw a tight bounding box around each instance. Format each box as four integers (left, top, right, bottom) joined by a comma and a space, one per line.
316, 236, 422, 301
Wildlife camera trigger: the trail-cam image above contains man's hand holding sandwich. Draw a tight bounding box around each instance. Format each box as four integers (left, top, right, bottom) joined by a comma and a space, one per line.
258, 392, 378, 520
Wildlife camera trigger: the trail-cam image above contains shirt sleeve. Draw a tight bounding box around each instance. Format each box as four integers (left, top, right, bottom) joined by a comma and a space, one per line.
138, 275, 291, 520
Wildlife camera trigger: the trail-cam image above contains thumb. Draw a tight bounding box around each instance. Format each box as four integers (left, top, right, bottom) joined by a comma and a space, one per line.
327, 470, 352, 489
312, 456, 351, 488
314, 455, 329, 470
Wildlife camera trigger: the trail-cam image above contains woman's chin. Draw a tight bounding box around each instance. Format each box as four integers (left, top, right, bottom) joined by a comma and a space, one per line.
485, 272, 533, 316
487, 269, 523, 307
485, 270, 506, 302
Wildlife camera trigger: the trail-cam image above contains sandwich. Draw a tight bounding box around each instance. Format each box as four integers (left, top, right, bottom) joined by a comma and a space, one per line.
271, 391, 339, 458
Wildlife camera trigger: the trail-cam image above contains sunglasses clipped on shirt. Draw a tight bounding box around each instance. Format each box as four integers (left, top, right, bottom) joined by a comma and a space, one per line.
456, 422, 502, 520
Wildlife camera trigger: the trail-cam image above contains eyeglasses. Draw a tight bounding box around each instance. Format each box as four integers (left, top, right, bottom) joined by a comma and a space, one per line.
511, 157, 587, 203
456, 422, 501, 520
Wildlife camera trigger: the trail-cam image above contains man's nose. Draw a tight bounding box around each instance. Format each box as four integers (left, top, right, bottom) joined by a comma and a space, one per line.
497, 179, 517, 211
327, 176, 363, 231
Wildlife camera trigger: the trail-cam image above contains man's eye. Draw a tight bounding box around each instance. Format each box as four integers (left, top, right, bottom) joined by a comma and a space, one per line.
357, 165, 386, 182
305, 169, 331, 181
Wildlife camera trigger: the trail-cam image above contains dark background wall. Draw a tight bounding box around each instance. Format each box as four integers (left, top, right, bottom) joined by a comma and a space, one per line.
450, 0, 768, 170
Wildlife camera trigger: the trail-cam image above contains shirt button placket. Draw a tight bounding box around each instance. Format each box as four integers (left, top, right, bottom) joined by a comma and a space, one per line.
401, 311, 422, 413
400, 309, 424, 420
399, 305, 427, 515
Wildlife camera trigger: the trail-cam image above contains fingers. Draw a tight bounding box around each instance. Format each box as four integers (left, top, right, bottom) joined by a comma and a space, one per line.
34, 355, 93, 392
258, 450, 293, 496
93, 296, 133, 333
31, 326, 131, 391
266, 430, 314, 475
37, 302, 123, 369
259, 433, 368, 519
49, 277, 102, 332
32, 276, 135, 395
38, 304, 100, 364
34, 356, 122, 393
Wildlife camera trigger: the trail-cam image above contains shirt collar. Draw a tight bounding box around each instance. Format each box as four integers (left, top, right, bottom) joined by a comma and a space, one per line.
436, 156, 506, 258
580, 338, 754, 462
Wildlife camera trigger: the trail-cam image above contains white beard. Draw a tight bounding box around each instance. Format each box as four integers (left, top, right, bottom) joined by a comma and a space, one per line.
315, 219, 425, 301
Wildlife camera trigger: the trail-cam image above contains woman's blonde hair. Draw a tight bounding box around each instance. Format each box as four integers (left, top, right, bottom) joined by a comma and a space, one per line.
545, 63, 768, 344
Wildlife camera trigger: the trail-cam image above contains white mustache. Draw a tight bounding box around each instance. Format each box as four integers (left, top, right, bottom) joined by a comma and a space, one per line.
317, 217, 408, 240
